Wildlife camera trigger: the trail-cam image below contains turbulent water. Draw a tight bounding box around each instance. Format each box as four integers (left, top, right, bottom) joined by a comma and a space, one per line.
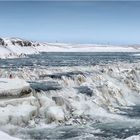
1, 52, 140, 140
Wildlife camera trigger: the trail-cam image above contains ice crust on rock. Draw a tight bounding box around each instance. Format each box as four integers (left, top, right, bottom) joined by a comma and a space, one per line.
0, 78, 38, 126
0, 78, 31, 97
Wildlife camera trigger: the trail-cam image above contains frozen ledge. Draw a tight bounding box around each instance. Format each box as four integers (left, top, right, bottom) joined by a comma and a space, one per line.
0, 78, 38, 126
0, 78, 31, 97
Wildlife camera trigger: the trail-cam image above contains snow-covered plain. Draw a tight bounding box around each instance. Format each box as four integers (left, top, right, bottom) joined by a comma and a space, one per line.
0, 37, 140, 58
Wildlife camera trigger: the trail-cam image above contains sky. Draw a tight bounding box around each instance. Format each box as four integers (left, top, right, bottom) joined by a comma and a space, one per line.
0, 1, 140, 44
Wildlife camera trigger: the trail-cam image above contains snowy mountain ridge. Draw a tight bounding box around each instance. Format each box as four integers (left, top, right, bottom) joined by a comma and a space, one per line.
0, 37, 140, 59
0, 37, 42, 47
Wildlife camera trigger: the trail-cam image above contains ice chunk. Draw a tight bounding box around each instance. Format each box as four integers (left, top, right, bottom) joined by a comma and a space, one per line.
45, 106, 65, 123
0, 78, 31, 97
0, 96, 38, 126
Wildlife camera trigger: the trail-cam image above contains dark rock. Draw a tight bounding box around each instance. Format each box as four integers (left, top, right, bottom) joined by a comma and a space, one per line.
76, 86, 93, 96
0, 38, 5, 46
52, 96, 65, 106
20, 88, 32, 97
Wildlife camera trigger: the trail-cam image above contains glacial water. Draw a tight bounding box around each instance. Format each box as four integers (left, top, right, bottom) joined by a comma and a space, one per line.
0, 52, 140, 69
1, 52, 140, 140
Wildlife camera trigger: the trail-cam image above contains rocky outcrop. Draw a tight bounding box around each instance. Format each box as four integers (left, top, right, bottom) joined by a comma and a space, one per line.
0, 37, 42, 47
11, 40, 32, 46
0, 38, 5, 46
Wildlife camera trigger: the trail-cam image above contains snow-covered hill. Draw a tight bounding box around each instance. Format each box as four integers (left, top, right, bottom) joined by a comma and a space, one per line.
0, 37, 140, 58
0, 37, 45, 58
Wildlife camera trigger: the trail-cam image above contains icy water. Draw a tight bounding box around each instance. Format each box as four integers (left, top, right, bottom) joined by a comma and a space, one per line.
19, 122, 140, 140
0, 52, 140, 69
1, 52, 140, 140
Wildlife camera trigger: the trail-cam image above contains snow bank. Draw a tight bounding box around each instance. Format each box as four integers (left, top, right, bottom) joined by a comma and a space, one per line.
0, 131, 21, 140
124, 135, 140, 140
38, 43, 140, 52
7, 45, 38, 55
0, 46, 11, 58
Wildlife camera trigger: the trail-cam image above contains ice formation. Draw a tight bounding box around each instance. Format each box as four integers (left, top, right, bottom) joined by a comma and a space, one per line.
0, 78, 31, 97
1, 62, 140, 139
0, 78, 38, 126
1, 63, 140, 125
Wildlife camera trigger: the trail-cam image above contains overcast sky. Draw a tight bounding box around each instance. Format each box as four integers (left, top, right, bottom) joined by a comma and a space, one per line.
0, 1, 140, 44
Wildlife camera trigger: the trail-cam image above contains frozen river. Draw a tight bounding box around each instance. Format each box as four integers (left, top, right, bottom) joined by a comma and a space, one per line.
1, 52, 140, 140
